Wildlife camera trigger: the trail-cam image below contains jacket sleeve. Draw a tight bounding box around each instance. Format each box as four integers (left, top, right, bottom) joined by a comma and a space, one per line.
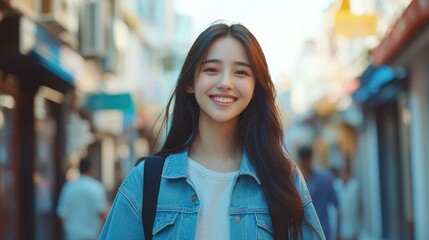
99, 162, 146, 240
292, 165, 327, 240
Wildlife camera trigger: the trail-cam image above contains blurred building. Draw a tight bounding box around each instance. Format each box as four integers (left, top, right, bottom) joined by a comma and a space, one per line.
288, 0, 428, 239
0, 0, 190, 239
354, 0, 429, 239
0, 0, 85, 239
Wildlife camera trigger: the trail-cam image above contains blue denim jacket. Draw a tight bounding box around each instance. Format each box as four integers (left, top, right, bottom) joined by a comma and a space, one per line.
99, 150, 325, 239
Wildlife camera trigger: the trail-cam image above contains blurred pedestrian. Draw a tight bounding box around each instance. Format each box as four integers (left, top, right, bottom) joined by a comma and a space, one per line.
298, 145, 339, 240
57, 157, 108, 240
333, 158, 360, 240
100, 21, 325, 239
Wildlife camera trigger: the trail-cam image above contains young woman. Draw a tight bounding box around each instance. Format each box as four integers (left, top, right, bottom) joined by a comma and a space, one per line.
99, 22, 325, 240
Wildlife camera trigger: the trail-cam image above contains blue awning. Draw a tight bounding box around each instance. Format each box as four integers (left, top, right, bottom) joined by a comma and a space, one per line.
352, 65, 406, 102
29, 21, 81, 85
85, 93, 135, 112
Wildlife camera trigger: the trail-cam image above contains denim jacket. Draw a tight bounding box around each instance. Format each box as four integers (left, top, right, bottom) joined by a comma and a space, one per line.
99, 150, 325, 239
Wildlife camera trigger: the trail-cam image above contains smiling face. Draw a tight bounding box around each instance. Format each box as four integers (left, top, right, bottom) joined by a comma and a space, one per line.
188, 36, 256, 125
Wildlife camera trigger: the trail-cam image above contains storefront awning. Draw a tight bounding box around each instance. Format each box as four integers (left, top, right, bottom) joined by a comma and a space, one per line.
85, 93, 135, 112
352, 65, 407, 103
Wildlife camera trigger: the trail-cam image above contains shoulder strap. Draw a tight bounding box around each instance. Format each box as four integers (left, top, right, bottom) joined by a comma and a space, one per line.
142, 156, 165, 240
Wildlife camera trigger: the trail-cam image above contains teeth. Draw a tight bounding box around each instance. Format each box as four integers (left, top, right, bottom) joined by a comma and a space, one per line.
212, 97, 235, 103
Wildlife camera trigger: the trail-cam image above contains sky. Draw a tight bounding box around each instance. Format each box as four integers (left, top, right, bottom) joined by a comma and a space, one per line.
174, 0, 334, 83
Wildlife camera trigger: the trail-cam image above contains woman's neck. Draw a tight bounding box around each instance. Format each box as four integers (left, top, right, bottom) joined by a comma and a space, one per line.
189, 116, 241, 172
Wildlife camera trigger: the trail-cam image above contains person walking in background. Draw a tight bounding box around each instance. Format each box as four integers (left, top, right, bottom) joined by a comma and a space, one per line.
333, 157, 360, 240
57, 157, 109, 240
100, 21, 325, 239
298, 146, 339, 240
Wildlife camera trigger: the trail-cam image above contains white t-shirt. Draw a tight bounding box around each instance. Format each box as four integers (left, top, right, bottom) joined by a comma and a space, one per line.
57, 175, 108, 240
333, 177, 360, 239
188, 158, 238, 240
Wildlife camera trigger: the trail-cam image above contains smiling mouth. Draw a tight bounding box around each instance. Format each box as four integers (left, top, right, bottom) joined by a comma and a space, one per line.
210, 96, 237, 103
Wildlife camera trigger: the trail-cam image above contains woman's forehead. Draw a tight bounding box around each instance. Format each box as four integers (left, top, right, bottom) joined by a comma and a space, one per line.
204, 37, 249, 64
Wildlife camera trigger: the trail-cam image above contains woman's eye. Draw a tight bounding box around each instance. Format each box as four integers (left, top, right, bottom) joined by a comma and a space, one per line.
204, 67, 218, 73
236, 70, 248, 76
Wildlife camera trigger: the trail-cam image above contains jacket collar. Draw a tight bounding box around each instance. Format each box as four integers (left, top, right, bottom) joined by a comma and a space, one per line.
162, 149, 261, 185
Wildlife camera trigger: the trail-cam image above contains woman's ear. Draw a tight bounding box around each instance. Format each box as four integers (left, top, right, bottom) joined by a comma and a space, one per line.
186, 86, 194, 93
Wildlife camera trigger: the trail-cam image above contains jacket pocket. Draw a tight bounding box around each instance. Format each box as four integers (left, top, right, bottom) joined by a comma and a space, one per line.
152, 211, 178, 239
255, 213, 274, 239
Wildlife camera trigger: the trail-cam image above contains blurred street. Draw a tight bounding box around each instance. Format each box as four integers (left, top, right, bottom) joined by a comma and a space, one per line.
1, 0, 429, 239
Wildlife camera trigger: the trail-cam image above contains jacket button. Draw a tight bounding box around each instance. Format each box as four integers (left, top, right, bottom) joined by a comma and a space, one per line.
191, 194, 197, 202
235, 217, 241, 223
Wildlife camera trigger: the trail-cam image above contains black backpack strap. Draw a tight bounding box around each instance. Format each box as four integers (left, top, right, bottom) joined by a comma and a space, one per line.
141, 156, 165, 240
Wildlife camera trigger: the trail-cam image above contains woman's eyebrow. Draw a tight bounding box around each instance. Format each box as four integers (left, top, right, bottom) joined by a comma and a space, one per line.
201, 59, 221, 65
235, 61, 252, 68
202, 59, 251, 68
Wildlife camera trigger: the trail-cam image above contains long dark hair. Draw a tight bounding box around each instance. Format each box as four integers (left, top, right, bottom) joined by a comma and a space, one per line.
155, 22, 304, 239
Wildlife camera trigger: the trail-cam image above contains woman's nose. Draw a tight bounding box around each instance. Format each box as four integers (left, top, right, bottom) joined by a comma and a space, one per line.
217, 73, 234, 90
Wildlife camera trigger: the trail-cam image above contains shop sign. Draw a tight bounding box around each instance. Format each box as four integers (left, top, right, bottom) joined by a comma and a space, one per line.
19, 17, 83, 84
335, 12, 378, 37
334, 0, 377, 37
372, 0, 429, 65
